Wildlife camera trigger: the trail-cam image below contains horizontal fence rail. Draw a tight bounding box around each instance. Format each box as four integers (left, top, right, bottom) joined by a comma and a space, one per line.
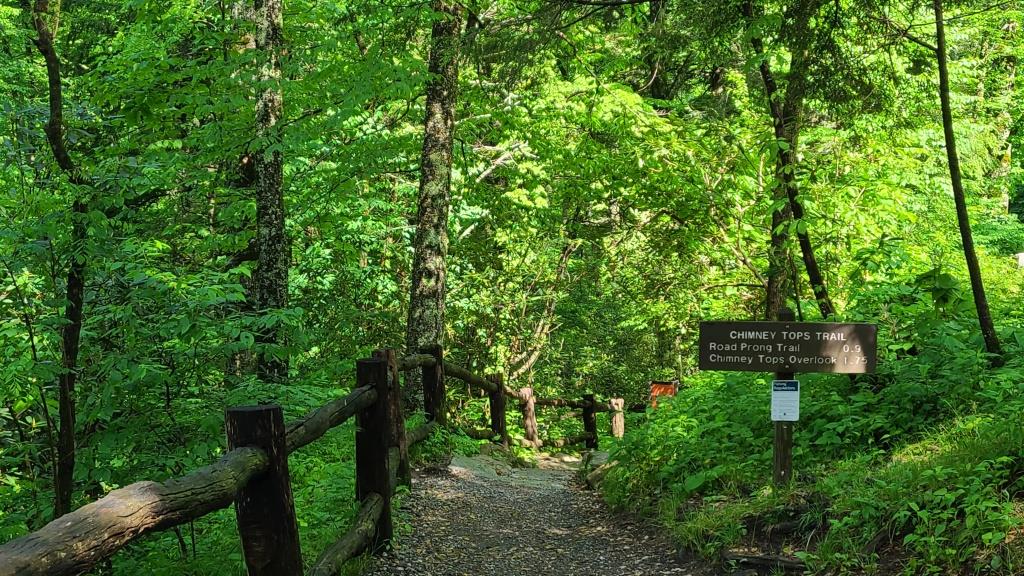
0, 345, 634, 576
309, 492, 385, 576
287, 385, 378, 453
0, 447, 270, 576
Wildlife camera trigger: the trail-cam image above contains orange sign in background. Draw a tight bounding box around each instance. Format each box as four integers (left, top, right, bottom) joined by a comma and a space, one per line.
649, 381, 678, 408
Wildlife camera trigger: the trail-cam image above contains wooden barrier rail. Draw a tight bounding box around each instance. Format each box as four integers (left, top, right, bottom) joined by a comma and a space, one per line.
309, 492, 384, 576
438, 355, 627, 449
0, 345, 630, 576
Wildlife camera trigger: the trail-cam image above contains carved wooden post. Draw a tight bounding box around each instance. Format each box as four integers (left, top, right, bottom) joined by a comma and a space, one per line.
582, 393, 598, 450
225, 405, 303, 576
519, 387, 538, 447
610, 398, 625, 439
420, 344, 446, 426
356, 358, 393, 550
374, 349, 410, 488
488, 374, 507, 445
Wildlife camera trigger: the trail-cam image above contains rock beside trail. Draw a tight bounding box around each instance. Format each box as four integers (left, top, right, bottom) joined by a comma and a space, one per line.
365, 452, 712, 576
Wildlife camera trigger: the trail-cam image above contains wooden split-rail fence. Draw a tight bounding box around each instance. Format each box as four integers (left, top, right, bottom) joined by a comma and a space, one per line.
0, 345, 630, 576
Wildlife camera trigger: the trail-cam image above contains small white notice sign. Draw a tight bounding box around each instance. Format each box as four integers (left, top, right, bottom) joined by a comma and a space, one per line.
771, 380, 800, 421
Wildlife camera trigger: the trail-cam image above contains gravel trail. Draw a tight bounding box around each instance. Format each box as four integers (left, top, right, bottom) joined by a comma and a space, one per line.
365, 453, 712, 576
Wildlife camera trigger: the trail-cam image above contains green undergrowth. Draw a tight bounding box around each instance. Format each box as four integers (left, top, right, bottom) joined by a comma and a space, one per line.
98, 418, 363, 576
601, 339, 1024, 575
99, 404, 549, 575
45, 379, 436, 576
408, 415, 481, 461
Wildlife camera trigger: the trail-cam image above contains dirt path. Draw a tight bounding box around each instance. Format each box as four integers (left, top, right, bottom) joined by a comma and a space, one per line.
365, 452, 712, 576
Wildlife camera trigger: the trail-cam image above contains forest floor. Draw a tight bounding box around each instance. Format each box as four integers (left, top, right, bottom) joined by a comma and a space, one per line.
364, 450, 713, 576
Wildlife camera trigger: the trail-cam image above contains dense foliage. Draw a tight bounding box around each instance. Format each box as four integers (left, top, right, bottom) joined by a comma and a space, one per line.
1, 0, 1022, 574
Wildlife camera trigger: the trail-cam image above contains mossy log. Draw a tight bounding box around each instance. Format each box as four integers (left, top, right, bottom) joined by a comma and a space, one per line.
462, 427, 497, 440
722, 552, 806, 572
535, 397, 587, 409
408, 420, 439, 446
308, 493, 384, 576
0, 448, 268, 576
286, 386, 377, 453
445, 362, 498, 393
396, 353, 436, 371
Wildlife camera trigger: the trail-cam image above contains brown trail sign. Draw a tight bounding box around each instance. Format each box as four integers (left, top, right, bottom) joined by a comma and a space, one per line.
698, 320, 877, 374
698, 313, 878, 487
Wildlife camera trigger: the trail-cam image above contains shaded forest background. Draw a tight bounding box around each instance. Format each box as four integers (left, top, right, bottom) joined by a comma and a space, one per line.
1, 0, 1023, 573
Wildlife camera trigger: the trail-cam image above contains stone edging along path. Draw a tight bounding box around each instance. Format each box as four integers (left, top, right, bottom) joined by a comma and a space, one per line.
365, 452, 713, 576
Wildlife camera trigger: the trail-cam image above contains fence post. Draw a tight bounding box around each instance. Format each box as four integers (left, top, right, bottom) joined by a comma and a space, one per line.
582, 393, 598, 450
519, 387, 538, 447
225, 405, 303, 576
374, 349, 410, 488
420, 344, 446, 426
487, 374, 507, 445
356, 358, 393, 550
610, 398, 625, 439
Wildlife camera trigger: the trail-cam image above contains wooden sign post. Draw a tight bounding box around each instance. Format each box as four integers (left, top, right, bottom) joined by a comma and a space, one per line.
698, 310, 877, 488
773, 309, 795, 487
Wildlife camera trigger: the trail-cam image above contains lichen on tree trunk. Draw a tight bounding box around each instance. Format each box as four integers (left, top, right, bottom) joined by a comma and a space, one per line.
253, 0, 289, 383
405, 0, 463, 406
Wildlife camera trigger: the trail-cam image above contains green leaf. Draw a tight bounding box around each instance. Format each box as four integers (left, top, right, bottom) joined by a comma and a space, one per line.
683, 472, 706, 492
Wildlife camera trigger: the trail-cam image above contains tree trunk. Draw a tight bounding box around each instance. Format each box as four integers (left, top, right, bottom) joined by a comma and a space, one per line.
764, 202, 792, 321
55, 229, 84, 518
933, 0, 1004, 363
253, 0, 289, 382
506, 240, 577, 382
405, 1, 462, 402
29, 0, 90, 518
777, 85, 835, 319
744, 0, 836, 320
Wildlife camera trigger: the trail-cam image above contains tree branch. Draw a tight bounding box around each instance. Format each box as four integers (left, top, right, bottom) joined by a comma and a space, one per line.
868, 13, 938, 52
558, 0, 653, 6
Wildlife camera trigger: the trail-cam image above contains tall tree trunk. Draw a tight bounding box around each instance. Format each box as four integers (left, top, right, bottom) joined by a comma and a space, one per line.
253, 0, 288, 382
29, 0, 88, 517
776, 55, 835, 320
744, 0, 836, 320
405, 1, 462, 404
506, 240, 578, 382
742, 1, 790, 320
933, 0, 1004, 363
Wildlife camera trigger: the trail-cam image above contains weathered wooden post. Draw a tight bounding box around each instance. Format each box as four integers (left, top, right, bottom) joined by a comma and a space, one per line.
374, 349, 410, 488
355, 358, 393, 550
610, 398, 625, 439
420, 344, 446, 426
487, 374, 507, 445
519, 387, 538, 447
774, 307, 795, 487
225, 405, 303, 576
582, 393, 598, 450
